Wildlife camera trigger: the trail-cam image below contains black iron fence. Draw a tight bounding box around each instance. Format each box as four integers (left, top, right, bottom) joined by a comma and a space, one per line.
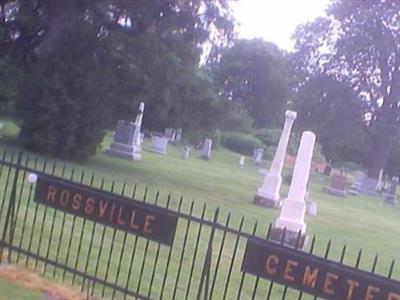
0, 150, 399, 299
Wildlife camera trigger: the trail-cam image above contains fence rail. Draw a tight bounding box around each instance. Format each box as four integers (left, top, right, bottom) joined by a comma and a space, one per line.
0, 149, 398, 300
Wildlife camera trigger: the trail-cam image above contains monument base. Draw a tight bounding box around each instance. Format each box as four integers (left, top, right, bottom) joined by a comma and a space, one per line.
268, 227, 308, 249
322, 187, 347, 197
106, 143, 141, 160
253, 195, 279, 208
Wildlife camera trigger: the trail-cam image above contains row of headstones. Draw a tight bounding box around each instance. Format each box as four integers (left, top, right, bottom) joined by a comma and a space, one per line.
323, 171, 398, 205
106, 102, 215, 161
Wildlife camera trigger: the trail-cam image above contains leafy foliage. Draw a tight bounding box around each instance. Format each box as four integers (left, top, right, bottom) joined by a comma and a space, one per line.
293, 0, 400, 178
210, 39, 290, 128
221, 132, 262, 155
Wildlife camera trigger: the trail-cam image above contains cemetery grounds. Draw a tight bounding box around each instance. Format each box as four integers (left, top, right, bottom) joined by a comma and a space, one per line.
0, 118, 399, 299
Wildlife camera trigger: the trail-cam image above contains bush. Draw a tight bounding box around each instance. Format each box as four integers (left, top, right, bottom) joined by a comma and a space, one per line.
222, 132, 262, 155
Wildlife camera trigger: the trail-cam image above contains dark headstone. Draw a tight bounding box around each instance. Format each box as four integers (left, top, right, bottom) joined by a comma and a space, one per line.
323, 175, 347, 197
323, 165, 331, 176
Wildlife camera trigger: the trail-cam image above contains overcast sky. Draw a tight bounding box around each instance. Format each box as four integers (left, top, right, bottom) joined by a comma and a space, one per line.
232, 0, 330, 51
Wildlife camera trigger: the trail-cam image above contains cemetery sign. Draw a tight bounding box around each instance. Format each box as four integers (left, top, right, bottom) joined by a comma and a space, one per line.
242, 237, 400, 300
34, 174, 178, 246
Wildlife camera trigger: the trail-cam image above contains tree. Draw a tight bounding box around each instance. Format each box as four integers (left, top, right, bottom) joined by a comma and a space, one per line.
210, 39, 290, 128
293, 1, 400, 179
293, 74, 369, 165
1, 0, 237, 160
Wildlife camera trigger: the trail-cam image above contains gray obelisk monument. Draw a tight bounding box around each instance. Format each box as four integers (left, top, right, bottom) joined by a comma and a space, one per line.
254, 110, 297, 207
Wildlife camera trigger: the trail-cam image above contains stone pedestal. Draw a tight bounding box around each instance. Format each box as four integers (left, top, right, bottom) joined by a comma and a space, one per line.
254, 111, 297, 207
273, 131, 316, 248
201, 139, 212, 160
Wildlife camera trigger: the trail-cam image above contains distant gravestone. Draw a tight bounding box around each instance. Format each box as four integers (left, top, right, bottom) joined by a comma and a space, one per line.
181, 146, 190, 160
306, 201, 318, 216
383, 176, 398, 205
238, 156, 245, 169
201, 138, 212, 160
323, 165, 331, 176
151, 136, 168, 154
323, 175, 347, 197
253, 148, 263, 165
175, 128, 182, 144
164, 128, 176, 143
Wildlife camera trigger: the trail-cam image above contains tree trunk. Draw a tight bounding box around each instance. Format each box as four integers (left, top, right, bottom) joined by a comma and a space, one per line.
367, 123, 394, 179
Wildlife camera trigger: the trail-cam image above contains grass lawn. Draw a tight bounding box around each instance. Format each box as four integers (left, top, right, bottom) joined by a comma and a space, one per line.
0, 118, 399, 299
0, 277, 43, 300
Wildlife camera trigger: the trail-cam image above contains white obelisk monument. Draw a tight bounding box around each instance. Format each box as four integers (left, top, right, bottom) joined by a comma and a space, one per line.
254, 110, 297, 207
275, 131, 316, 237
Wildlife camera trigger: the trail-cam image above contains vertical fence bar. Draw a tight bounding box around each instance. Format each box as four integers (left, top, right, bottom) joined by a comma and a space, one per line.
0, 152, 22, 263
197, 207, 219, 300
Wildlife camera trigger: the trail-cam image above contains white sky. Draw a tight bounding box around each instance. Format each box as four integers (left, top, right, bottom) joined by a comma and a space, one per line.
232, 0, 330, 51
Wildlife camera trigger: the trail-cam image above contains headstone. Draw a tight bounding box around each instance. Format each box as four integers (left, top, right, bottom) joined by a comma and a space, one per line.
323, 175, 347, 197
306, 201, 318, 216
270, 131, 316, 248
175, 128, 182, 144
106, 102, 145, 160
254, 110, 297, 207
257, 168, 268, 176
151, 136, 168, 154
181, 146, 190, 160
0, 121, 3, 138
238, 156, 245, 169
253, 148, 263, 165
383, 176, 398, 205
140, 132, 145, 144
323, 165, 331, 176
201, 138, 212, 160
164, 128, 176, 143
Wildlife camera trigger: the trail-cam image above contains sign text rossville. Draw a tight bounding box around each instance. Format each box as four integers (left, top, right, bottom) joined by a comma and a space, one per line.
34, 175, 178, 246
242, 237, 400, 300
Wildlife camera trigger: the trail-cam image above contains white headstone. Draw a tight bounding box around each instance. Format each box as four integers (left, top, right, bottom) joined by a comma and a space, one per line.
306, 201, 318, 216
151, 136, 168, 154
254, 148, 263, 165
254, 111, 297, 206
181, 146, 190, 159
238, 156, 245, 169
201, 138, 212, 160
275, 131, 316, 234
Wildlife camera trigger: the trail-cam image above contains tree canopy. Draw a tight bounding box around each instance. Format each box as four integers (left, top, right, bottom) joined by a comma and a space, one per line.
293, 0, 400, 178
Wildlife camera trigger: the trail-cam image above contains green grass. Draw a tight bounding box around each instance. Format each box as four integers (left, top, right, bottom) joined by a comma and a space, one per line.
0, 278, 43, 300
0, 119, 399, 299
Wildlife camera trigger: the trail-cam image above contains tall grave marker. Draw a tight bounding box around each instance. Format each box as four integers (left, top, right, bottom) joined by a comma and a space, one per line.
254, 110, 297, 207
107, 102, 144, 160
270, 131, 316, 248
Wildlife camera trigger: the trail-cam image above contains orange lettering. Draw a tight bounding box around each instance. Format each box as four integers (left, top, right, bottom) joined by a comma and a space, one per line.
72, 193, 82, 210
108, 204, 116, 222
99, 200, 108, 218
346, 279, 359, 300
323, 272, 338, 296
129, 210, 139, 229
265, 255, 279, 275
117, 207, 126, 225
365, 286, 380, 300
84, 198, 95, 214
283, 260, 298, 282
59, 190, 70, 207
388, 292, 400, 300
46, 185, 57, 202
144, 214, 155, 234
302, 266, 319, 288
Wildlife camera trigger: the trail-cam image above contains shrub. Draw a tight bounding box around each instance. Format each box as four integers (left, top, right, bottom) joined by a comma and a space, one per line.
222, 132, 262, 155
